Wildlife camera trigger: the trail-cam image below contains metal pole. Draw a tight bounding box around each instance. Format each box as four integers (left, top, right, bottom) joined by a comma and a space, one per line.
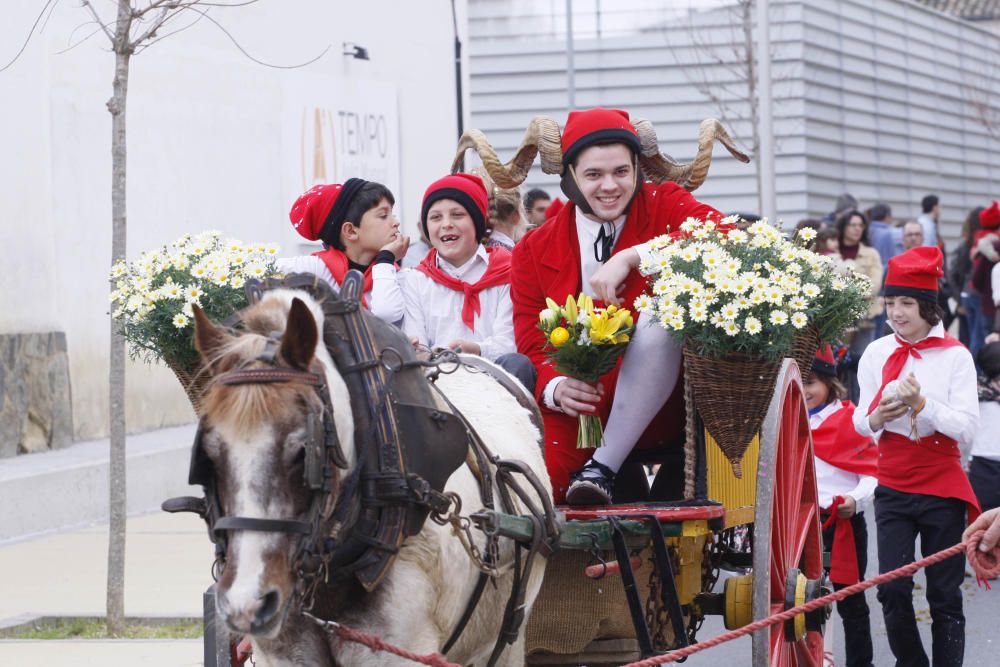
756, 0, 776, 222
451, 0, 464, 139
566, 0, 575, 110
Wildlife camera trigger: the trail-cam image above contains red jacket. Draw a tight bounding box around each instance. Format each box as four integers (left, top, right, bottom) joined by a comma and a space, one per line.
511, 182, 721, 500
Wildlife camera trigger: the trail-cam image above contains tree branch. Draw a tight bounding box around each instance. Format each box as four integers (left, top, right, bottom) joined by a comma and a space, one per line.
80, 0, 116, 45
0, 0, 60, 72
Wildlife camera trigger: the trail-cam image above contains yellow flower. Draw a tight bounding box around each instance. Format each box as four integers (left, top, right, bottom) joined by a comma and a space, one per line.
549, 327, 570, 347
564, 295, 578, 326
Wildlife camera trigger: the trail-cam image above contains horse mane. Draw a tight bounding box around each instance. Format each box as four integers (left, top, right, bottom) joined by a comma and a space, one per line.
200, 295, 319, 437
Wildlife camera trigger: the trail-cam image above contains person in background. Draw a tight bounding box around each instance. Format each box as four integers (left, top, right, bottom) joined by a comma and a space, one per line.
814, 226, 840, 256
855, 246, 980, 667
401, 173, 535, 392
473, 167, 528, 251
806, 345, 877, 667
901, 220, 924, 251
970, 201, 1000, 358
917, 194, 941, 248
867, 202, 899, 271
970, 342, 1000, 513
836, 209, 884, 403
524, 188, 552, 228
950, 207, 985, 348
544, 196, 565, 222
823, 192, 858, 226
280, 179, 407, 324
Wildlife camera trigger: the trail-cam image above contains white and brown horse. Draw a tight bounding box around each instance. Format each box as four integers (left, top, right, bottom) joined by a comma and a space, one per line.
187, 288, 551, 666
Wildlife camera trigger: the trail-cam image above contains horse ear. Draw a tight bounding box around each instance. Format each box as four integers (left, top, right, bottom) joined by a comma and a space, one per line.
192, 304, 229, 364
281, 298, 318, 370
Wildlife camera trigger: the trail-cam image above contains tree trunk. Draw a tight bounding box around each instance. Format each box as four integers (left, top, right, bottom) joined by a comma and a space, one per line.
107, 0, 132, 637
742, 0, 762, 215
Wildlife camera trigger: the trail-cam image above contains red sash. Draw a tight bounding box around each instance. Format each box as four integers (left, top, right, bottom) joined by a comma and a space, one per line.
878, 431, 981, 522
313, 248, 373, 307
867, 333, 964, 415
416, 247, 512, 331
813, 402, 878, 585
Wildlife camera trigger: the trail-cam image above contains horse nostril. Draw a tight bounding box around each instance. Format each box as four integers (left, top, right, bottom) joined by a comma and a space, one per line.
252, 589, 281, 630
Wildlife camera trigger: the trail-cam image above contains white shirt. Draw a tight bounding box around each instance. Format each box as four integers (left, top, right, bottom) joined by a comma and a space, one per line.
991, 262, 1000, 306
275, 255, 404, 325
811, 402, 877, 509
972, 400, 1000, 461
853, 322, 980, 446
400, 245, 515, 362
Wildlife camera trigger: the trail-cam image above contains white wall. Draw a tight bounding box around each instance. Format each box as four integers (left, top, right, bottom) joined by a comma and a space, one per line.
1, 0, 467, 439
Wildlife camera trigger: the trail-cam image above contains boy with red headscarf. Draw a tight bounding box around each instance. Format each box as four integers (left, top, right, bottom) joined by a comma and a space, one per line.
280, 179, 408, 323
401, 173, 536, 392
854, 246, 980, 666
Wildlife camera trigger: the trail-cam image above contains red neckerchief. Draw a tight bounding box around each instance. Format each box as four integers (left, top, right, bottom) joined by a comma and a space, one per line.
813, 402, 878, 585
879, 431, 981, 524
312, 248, 373, 307
867, 332, 963, 414
416, 247, 512, 331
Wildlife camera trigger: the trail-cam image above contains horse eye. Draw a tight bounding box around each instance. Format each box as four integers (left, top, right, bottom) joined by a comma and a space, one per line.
290, 447, 306, 467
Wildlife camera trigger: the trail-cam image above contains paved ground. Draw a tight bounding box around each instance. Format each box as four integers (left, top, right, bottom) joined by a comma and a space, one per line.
1, 505, 997, 665
680, 509, 1000, 665
0, 512, 211, 666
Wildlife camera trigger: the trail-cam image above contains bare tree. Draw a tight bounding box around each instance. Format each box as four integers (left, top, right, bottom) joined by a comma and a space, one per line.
667, 0, 792, 213
4, 0, 327, 636
963, 62, 1000, 141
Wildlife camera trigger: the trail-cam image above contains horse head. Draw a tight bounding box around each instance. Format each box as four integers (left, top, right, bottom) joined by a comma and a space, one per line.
189, 291, 354, 639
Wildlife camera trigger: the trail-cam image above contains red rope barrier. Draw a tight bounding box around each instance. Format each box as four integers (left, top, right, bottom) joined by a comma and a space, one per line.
622, 532, 1000, 667
330, 622, 462, 667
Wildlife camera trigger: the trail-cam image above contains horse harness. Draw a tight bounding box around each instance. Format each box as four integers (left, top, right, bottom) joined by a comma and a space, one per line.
163, 271, 560, 665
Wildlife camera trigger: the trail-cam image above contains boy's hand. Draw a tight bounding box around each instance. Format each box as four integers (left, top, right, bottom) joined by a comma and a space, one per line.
895, 372, 923, 409
589, 250, 638, 306
964, 507, 1000, 552
837, 496, 857, 518
381, 232, 410, 260
869, 394, 908, 431
448, 340, 481, 356
553, 379, 604, 417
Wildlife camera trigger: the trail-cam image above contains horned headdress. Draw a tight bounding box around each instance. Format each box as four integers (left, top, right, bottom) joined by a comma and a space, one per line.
451, 108, 750, 192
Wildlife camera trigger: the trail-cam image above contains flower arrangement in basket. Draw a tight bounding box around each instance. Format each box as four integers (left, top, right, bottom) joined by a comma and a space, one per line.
635, 216, 870, 475
110, 230, 281, 410
537, 293, 634, 449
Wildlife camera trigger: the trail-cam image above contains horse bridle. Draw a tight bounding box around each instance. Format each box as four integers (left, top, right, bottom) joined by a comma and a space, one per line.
164, 336, 351, 603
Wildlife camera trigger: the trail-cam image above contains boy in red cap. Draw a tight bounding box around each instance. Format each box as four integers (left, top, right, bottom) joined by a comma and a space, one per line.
400, 174, 536, 391
280, 178, 409, 323
510, 108, 734, 504
853, 246, 980, 666
806, 345, 877, 667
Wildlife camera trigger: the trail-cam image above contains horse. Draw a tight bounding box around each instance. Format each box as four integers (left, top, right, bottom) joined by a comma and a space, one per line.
183, 282, 553, 667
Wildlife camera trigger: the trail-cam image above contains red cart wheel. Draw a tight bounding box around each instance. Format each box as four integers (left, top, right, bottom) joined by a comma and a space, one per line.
751, 360, 826, 666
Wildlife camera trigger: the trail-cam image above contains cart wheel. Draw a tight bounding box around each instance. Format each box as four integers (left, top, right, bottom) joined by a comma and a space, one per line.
750, 360, 825, 667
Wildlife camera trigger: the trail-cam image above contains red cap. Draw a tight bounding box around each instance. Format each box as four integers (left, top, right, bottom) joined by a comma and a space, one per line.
561, 108, 641, 167
884, 246, 943, 299
288, 179, 369, 247
812, 344, 837, 377
980, 201, 1000, 230
544, 197, 565, 220
421, 173, 489, 241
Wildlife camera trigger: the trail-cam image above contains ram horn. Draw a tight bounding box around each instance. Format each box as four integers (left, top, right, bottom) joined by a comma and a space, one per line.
450, 116, 564, 189
633, 118, 750, 192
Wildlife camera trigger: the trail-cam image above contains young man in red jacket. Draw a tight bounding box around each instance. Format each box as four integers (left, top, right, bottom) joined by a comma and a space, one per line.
509, 108, 732, 504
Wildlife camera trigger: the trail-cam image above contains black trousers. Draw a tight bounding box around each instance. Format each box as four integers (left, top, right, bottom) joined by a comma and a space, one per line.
821, 511, 874, 667
969, 456, 1000, 512
874, 486, 966, 667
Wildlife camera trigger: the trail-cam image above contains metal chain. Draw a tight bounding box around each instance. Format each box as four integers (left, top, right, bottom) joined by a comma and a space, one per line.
430, 491, 502, 577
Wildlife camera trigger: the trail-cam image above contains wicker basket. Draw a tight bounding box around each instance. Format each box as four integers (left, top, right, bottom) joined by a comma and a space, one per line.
165, 358, 210, 415
682, 342, 780, 478
790, 322, 821, 382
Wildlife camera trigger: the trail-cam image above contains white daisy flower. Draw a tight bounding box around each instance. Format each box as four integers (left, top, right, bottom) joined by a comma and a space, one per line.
723, 320, 741, 336
769, 310, 789, 326
745, 316, 762, 335
802, 283, 820, 298
172, 314, 189, 329
791, 312, 809, 329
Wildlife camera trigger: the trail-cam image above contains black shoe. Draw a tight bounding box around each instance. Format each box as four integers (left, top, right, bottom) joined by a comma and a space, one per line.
566, 459, 616, 506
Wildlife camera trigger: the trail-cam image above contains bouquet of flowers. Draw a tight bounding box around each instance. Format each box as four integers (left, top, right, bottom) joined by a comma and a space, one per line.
537, 293, 634, 449
635, 217, 871, 362
110, 230, 281, 376
634, 216, 870, 474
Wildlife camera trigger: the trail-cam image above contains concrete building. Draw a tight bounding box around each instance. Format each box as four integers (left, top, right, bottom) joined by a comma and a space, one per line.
1, 1, 469, 446
467, 0, 1000, 236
